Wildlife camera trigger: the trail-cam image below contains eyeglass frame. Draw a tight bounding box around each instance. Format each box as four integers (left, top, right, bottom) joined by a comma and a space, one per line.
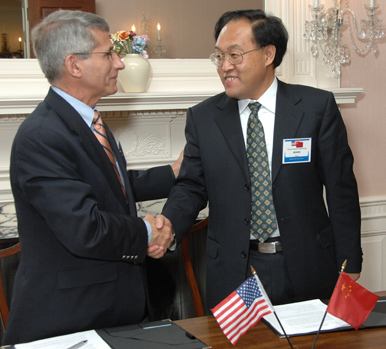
209, 47, 262, 67
72, 49, 115, 59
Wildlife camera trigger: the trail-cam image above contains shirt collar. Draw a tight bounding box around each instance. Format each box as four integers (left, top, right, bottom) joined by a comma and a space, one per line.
238, 77, 278, 114
51, 86, 95, 127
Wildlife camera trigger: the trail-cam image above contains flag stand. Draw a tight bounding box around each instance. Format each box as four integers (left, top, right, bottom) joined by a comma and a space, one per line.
311, 311, 327, 349
311, 260, 347, 349
251, 266, 294, 349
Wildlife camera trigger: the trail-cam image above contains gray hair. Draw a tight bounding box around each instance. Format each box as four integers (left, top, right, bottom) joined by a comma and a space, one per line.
31, 10, 110, 83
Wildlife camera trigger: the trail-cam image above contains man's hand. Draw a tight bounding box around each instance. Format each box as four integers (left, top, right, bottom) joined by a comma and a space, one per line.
155, 214, 172, 231
144, 214, 174, 259
147, 244, 166, 259
346, 272, 360, 281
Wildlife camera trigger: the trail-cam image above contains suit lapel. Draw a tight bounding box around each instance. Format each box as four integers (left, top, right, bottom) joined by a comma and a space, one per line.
45, 88, 129, 211
272, 80, 304, 183
214, 95, 249, 182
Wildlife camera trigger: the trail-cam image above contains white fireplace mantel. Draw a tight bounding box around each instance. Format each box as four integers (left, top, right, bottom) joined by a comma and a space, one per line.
0, 59, 362, 115
0, 59, 225, 115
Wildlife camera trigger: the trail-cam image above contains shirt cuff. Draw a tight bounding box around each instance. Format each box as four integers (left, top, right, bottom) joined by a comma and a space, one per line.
168, 230, 177, 251
144, 220, 152, 245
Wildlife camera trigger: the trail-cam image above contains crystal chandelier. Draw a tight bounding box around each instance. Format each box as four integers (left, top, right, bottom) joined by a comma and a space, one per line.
304, 0, 384, 78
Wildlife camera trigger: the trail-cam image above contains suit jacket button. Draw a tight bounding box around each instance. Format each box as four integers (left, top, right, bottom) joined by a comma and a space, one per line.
244, 184, 250, 191
241, 251, 247, 258
244, 218, 250, 225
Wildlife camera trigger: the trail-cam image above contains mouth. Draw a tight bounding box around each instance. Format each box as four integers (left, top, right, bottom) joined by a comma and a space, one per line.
223, 73, 238, 82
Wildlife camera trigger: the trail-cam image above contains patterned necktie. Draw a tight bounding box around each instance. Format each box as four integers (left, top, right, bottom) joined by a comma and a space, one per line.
246, 102, 277, 242
93, 110, 126, 197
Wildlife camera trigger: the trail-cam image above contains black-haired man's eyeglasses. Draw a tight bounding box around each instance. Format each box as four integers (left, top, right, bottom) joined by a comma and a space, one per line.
209, 48, 261, 67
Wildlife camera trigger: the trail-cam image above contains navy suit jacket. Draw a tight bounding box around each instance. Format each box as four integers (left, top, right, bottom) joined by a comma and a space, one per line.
162, 80, 362, 309
4, 88, 175, 344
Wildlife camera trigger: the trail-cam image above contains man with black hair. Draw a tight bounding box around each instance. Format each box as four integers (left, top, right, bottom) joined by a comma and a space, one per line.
156, 9, 362, 310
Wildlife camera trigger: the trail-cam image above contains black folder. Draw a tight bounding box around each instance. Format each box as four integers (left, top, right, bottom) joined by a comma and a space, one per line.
96, 319, 211, 348
362, 296, 386, 329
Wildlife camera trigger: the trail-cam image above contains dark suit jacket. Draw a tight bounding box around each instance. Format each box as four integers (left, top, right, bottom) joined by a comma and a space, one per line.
4, 88, 175, 344
162, 80, 362, 309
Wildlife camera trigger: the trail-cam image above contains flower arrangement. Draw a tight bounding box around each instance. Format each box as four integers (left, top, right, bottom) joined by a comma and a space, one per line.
110, 30, 149, 59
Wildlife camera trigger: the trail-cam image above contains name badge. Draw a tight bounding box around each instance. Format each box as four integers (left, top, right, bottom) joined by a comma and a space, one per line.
282, 138, 311, 164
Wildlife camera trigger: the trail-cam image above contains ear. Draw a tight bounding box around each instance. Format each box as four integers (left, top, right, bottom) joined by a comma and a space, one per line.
65, 54, 82, 78
264, 45, 276, 67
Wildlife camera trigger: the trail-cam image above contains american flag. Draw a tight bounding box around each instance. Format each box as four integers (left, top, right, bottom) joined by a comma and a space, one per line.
211, 276, 273, 345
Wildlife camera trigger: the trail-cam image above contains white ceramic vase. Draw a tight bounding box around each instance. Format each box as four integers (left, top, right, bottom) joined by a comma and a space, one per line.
119, 54, 150, 93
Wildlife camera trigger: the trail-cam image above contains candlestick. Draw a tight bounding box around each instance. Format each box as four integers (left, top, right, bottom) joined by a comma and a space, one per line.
141, 12, 149, 36
154, 40, 165, 58
157, 23, 161, 41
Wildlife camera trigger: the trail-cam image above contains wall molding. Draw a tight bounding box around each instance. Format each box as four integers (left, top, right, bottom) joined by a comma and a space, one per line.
360, 196, 386, 236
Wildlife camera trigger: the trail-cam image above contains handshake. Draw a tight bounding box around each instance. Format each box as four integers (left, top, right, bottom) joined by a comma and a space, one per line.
144, 214, 173, 259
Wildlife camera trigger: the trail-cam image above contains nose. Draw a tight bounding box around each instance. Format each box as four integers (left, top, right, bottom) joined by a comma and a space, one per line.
113, 52, 125, 70
221, 57, 234, 71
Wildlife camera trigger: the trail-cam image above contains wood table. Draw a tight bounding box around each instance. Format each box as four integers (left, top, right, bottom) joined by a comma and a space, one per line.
175, 291, 386, 348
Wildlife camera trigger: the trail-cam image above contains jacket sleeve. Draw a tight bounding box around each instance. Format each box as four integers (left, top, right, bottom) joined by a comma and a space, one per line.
129, 165, 175, 202
162, 107, 208, 242
318, 92, 362, 273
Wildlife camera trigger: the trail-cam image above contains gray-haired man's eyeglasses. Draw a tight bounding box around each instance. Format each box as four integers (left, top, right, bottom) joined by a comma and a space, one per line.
209, 48, 261, 67
72, 49, 115, 59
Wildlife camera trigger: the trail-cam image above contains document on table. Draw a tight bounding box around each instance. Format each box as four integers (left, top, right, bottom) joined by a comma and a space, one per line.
14, 330, 110, 349
262, 299, 350, 337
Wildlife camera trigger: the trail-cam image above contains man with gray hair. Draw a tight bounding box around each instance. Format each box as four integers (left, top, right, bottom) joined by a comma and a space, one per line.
4, 10, 178, 345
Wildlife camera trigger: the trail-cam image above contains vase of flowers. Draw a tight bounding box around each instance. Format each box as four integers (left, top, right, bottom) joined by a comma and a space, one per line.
111, 30, 150, 93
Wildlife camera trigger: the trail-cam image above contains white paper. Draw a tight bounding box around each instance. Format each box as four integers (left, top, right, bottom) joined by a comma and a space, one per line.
14, 330, 110, 349
263, 299, 350, 337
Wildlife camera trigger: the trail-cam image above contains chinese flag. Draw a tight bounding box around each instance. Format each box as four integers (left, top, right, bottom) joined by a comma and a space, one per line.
326, 271, 379, 330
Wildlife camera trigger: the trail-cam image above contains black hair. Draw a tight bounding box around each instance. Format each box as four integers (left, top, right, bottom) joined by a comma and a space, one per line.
214, 9, 288, 68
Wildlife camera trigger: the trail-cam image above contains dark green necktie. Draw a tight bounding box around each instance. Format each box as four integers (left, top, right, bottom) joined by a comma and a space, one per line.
246, 102, 277, 242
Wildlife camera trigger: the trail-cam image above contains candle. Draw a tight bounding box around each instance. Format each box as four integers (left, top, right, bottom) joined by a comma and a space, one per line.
314, 0, 318, 8
131, 25, 136, 33
18, 37, 22, 51
157, 23, 161, 41
371, 0, 374, 8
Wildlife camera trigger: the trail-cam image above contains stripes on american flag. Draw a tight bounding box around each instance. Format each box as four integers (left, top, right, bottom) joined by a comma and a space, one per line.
211, 276, 273, 345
